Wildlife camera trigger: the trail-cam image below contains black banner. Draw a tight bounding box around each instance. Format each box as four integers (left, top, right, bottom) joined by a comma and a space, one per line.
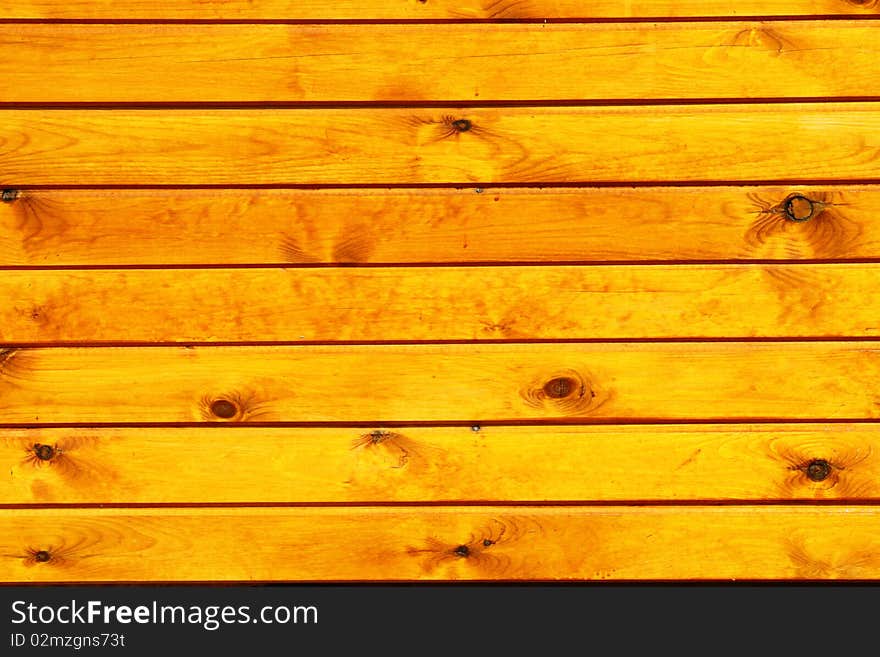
1, 584, 875, 654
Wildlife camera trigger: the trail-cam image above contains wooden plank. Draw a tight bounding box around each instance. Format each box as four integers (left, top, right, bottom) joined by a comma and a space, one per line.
4, 506, 880, 581
3, 23, 880, 103
1, 343, 879, 423
3, 0, 878, 19
3, 104, 880, 185
3, 186, 879, 265
4, 424, 880, 504
4, 264, 880, 342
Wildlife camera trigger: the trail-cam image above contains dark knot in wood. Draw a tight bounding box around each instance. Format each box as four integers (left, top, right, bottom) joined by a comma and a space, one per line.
453, 545, 470, 557
543, 376, 575, 399
783, 194, 817, 222
33, 444, 55, 461
451, 119, 472, 132
210, 398, 238, 419
806, 459, 832, 482
34, 550, 51, 563
1, 189, 19, 203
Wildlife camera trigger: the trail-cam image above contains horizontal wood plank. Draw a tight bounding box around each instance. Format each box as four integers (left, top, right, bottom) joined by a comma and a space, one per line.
4, 264, 880, 342
3, 105, 880, 185
4, 424, 880, 503
3, 186, 879, 265
3, 0, 878, 19
4, 506, 880, 581
1, 343, 879, 423
3, 23, 880, 102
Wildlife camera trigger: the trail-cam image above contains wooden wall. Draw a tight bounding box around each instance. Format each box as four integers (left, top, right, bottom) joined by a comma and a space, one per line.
2, 0, 880, 581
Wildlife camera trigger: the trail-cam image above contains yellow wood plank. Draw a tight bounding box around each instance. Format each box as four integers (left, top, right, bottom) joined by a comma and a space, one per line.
3, 506, 880, 581
3, 0, 878, 19
3, 23, 879, 102
3, 104, 880, 185
4, 424, 879, 504
4, 264, 880, 342
3, 186, 878, 265
1, 343, 879, 423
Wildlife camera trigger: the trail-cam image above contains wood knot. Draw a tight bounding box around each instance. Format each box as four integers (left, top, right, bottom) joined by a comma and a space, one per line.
209, 398, 238, 419
806, 459, 832, 482
33, 443, 55, 461
543, 377, 575, 399
367, 430, 390, 444
453, 545, 470, 557
782, 194, 817, 222
1, 189, 19, 203
451, 119, 472, 132
521, 369, 607, 416
34, 550, 51, 563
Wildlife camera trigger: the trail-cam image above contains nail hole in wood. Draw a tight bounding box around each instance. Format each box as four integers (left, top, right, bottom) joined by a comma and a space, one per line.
34, 550, 51, 563
806, 459, 832, 482
210, 399, 238, 419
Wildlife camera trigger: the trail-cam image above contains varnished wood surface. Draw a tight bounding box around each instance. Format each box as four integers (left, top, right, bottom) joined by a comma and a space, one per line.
3, 264, 880, 342
4, 104, 880, 185
5, 506, 880, 581
2, 186, 877, 266
4, 22, 880, 102
3, 0, 878, 19
1, 342, 879, 423
6, 2, 879, 585
4, 424, 879, 504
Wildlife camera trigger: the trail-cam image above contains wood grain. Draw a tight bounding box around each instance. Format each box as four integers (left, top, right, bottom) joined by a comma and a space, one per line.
2, 186, 877, 265
4, 264, 880, 342
3, 22, 880, 103
4, 424, 879, 504
3, 104, 880, 185
1, 342, 879, 423
3, 0, 878, 19
4, 506, 880, 581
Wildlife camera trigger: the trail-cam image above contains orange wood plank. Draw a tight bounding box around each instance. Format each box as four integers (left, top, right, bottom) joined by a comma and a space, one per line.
1, 186, 876, 265
2, 264, 879, 342
3, 0, 878, 19
4, 424, 879, 503
3, 506, 880, 581
0, 342, 878, 423
3, 105, 880, 185
2, 23, 879, 102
